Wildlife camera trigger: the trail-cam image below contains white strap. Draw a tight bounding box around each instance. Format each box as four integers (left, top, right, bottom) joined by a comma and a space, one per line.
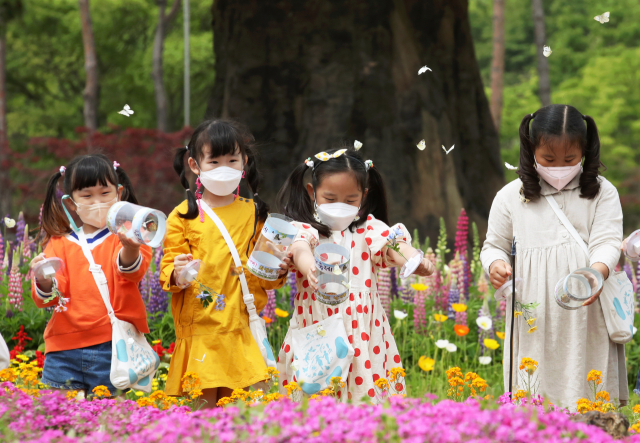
76, 229, 116, 321
544, 195, 590, 257
199, 200, 259, 320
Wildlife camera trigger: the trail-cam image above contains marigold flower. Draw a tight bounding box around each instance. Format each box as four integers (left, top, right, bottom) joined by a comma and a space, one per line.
496, 331, 505, 340
483, 338, 500, 350
275, 308, 289, 318
66, 390, 79, 401
285, 381, 300, 396
631, 423, 640, 434
446, 367, 463, 380
587, 370, 602, 385
514, 390, 526, 401
576, 398, 594, 414
136, 397, 154, 408
217, 396, 233, 407
595, 390, 610, 402
433, 313, 448, 322
454, 325, 470, 336
451, 303, 467, 312
375, 378, 389, 390
230, 388, 249, 401
518, 357, 539, 375
418, 356, 435, 372
633, 404, 640, 415
92, 385, 111, 399
389, 367, 405, 382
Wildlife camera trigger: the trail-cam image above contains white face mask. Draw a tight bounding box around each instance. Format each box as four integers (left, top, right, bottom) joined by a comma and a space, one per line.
316, 201, 360, 232
535, 156, 582, 191
197, 164, 243, 197
62, 195, 117, 230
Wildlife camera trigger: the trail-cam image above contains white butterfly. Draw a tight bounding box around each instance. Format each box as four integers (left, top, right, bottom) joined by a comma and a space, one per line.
594, 11, 609, 24
417, 139, 426, 150
543, 46, 552, 57
442, 144, 455, 154
354, 140, 363, 150
194, 352, 206, 363
505, 162, 518, 170
118, 104, 134, 117
418, 66, 432, 75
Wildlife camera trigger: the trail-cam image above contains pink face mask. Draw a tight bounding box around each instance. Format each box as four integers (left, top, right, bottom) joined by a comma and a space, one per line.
535, 156, 582, 191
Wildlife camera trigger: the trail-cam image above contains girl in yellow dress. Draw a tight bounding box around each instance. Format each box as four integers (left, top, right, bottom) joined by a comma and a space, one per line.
160, 120, 287, 407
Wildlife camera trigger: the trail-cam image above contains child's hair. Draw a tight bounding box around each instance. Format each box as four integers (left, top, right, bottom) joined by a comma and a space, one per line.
518, 104, 604, 201
40, 154, 138, 244
173, 119, 269, 221
276, 147, 389, 238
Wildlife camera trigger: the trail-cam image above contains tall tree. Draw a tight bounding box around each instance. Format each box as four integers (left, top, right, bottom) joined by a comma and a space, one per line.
207, 0, 505, 239
531, 0, 551, 106
490, 0, 505, 132
0, 0, 22, 217
152, 0, 181, 132
78, 0, 98, 138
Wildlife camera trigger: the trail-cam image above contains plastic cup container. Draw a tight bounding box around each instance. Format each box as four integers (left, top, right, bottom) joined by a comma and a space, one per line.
32, 257, 65, 280
314, 243, 350, 275
176, 259, 202, 288
316, 273, 349, 305
107, 202, 167, 248
494, 277, 523, 302
624, 230, 640, 262
400, 249, 424, 279
247, 214, 298, 281
554, 267, 603, 310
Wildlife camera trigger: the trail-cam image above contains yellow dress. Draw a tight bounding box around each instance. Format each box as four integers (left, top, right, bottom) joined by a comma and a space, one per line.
160, 198, 286, 395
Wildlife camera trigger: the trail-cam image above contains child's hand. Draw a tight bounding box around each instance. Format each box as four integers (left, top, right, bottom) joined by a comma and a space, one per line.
621, 236, 629, 251
305, 264, 319, 291
117, 232, 141, 251
30, 253, 49, 280
414, 257, 435, 277
489, 260, 512, 289
278, 251, 293, 277
173, 254, 193, 279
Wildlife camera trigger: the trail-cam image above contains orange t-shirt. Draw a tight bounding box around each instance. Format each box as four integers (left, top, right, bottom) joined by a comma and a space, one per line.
31, 227, 152, 354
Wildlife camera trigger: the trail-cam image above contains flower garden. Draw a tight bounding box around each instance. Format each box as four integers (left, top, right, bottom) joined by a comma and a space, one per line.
3, 209, 640, 441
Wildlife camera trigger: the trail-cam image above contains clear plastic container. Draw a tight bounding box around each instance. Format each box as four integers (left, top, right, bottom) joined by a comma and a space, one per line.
400, 249, 424, 279
247, 214, 298, 281
314, 243, 350, 275
494, 277, 523, 302
176, 259, 202, 288
316, 273, 349, 305
554, 267, 603, 310
106, 202, 167, 248
32, 257, 65, 280
624, 230, 640, 262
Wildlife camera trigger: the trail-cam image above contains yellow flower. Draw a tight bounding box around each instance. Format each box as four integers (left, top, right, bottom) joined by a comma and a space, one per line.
472, 377, 488, 393
526, 318, 536, 326
484, 338, 500, 350
496, 331, 505, 340
595, 391, 610, 402
92, 385, 111, 399
375, 378, 389, 390
527, 326, 537, 334
389, 367, 405, 382
152, 339, 162, 345
587, 370, 602, 385
230, 388, 249, 401
576, 398, 594, 414
633, 404, 640, 415
631, 423, 640, 434
266, 367, 280, 378
275, 308, 289, 318
285, 381, 300, 396
519, 357, 538, 375
217, 396, 233, 407
330, 376, 345, 389
16, 355, 30, 362
321, 388, 335, 397
135, 391, 144, 397
514, 311, 523, 317
418, 356, 435, 372
136, 397, 155, 408
66, 390, 79, 401
433, 313, 448, 322
411, 283, 428, 291
451, 303, 467, 312
446, 367, 463, 380
514, 390, 527, 401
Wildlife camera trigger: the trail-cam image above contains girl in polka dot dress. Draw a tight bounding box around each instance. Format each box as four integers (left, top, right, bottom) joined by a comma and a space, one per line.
276, 148, 435, 403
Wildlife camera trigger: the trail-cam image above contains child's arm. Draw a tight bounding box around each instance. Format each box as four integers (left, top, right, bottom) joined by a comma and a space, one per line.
159, 211, 192, 293
290, 241, 318, 291
112, 234, 152, 283
480, 191, 513, 290
30, 240, 67, 309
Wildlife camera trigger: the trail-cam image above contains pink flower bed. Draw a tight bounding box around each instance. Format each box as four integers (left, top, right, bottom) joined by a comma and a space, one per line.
1, 382, 638, 443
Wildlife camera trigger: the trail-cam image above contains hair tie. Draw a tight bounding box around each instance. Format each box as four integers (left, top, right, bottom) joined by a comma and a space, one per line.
304, 157, 315, 169
530, 113, 534, 117
59, 166, 66, 175
254, 193, 258, 197
113, 161, 120, 170
583, 115, 586, 120
185, 145, 189, 151
364, 160, 374, 171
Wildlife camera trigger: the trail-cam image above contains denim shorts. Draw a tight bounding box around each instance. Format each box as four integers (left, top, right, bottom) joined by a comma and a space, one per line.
41, 341, 121, 394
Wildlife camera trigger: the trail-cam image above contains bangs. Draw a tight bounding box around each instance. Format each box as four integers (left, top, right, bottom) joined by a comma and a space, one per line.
67, 156, 118, 192
537, 134, 585, 156
197, 121, 244, 159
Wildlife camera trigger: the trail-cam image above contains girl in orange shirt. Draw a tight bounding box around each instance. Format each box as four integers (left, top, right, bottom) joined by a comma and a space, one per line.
30, 154, 152, 396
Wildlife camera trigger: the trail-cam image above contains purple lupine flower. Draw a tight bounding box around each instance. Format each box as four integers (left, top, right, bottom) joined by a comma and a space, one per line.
0, 230, 4, 282
377, 267, 392, 317
15, 212, 25, 246
288, 271, 297, 309
139, 267, 152, 306
154, 248, 163, 269
262, 289, 276, 327
447, 276, 460, 320
148, 269, 168, 316
390, 267, 399, 299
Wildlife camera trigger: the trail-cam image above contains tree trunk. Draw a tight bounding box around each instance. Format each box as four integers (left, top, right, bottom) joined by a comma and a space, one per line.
490, 0, 505, 132
207, 0, 505, 240
531, 0, 551, 107
152, 0, 181, 132
78, 0, 99, 141
0, 22, 9, 217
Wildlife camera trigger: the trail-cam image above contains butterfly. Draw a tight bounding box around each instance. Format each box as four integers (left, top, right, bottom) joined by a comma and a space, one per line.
317, 325, 327, 336
442, 144, 455, 155
332, 265, 342, 275
418, 66, 432, 75
417, 139, 426, 150
118, 104, 134, 117
594, 11, 609, 24
543, 46, 552, 57
194, 353, 206, 363
505, 162, 518, 170
230, 265, 243, 276
354, 140, 363, 150
291, 359, 300, 371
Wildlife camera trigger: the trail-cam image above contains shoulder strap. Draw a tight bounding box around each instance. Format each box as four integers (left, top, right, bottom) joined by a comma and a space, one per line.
76, 229, 116, 321
199, 200, 260, 321
544, 195, 590, 257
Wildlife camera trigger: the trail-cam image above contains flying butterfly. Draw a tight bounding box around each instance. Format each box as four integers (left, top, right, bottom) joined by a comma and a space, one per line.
354, 140, 363, 150
417, 139, 426, 150
418, 66, 432, 75
118, 104, 134, 117
505, 162, 518, 171
594, 11, 609, 24
442, 145, 455, 155
194, 353, 206, 363
543, 46, 552, 57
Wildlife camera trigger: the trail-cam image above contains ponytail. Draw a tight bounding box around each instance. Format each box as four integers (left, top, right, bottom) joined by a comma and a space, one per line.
244, 147, 269, 222
173, 145, 200, 219
115, 166, 139, 204
277, 163, 326, 234
360, 165, 389, 225
517, 112, 541, 201
579, 115, 604, 199
40, 171, 70, 245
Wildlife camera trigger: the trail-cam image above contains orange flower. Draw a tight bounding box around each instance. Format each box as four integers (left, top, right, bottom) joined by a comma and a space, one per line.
263, 316, 273, 324
496, 331, 505, 340
454, 325, 470, 336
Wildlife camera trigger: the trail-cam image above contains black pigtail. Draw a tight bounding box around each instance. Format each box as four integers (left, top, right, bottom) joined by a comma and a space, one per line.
517, 113, 541, 201
40, 171, 69, 245
360, 166, 389, 225
579, 115, 604, 199
173, 145, 199, 219
115, 167, 139, 204
245, 147, 269, 222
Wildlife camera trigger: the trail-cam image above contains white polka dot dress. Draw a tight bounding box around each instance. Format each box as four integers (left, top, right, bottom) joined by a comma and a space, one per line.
277, 215, 410, 403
